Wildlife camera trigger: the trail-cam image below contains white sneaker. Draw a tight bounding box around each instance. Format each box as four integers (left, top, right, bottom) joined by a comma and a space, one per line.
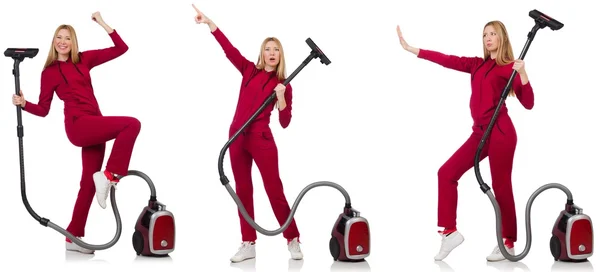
288, 238, 303, 260
93, 171, 118, 209
486, 240, 515, 262
434, 230, 464, 261
66, 238, 94, 254
230, 242, 256, 263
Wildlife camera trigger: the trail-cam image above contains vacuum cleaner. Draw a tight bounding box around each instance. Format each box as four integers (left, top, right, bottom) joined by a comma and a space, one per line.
216, 38, 370, 262
473, 10, 593, 262
5, 48, 175, 257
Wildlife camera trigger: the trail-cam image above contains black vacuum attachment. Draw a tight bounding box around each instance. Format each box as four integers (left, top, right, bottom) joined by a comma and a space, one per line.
5, 48, 39, 61
306, 38, 331, 65
529, 9, 563, 30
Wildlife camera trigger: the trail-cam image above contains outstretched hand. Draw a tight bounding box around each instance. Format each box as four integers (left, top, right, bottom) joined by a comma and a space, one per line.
192, 4, 210, 24
396, 25, 419, 55
396, 25, 410, 50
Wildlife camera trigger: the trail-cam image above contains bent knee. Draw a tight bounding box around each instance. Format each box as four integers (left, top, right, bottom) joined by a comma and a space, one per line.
127, 117, 141, 132
437, 164, 464, 186
437, 165, 454, 181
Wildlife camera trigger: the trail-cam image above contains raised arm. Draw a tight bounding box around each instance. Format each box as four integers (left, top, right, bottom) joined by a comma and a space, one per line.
80, 12, 129, 69
396, 25, 482, 74
22, 70, 56, 117
192, 4, 252, 74
210, 27, 253, 74
276, 83, 293, 128
510, 60, 534, 109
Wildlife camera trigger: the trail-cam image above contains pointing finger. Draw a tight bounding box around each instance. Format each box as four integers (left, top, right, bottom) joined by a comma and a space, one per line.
192, 4, 200, 13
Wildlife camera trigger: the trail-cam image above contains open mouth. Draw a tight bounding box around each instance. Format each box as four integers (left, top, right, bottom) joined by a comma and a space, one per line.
269, 57, 276, 61
58, 45, 68, 50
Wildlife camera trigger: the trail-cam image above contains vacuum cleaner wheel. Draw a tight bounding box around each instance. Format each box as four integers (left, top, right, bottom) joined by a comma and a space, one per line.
329, 236, 340, 261
550, 235, 561, 261
133, 230, 144, 256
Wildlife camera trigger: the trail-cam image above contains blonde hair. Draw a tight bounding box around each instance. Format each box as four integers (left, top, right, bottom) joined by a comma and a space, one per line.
482, 20, 516, 96
44, 25, 80, 69
256, 37, 286, 81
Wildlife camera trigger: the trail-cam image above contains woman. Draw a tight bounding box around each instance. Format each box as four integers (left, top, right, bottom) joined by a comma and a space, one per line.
191, 4, 303, 263
11, 12, 141, 254
396, 21, 534, 262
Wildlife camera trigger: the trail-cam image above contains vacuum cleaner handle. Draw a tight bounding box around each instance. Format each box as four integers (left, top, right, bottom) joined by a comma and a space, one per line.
4, 48, 44, 225
475, 9, 562, 194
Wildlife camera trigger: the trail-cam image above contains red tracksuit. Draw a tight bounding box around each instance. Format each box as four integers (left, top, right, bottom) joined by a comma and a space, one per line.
23, 30, 141, 237
212, 28, 300, 242
417, 49, 534, 243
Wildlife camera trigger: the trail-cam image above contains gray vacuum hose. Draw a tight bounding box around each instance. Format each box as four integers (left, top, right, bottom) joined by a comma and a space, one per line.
51, 187, 121, 250
48, 170, 156, 250
487, 182, 573, 261
225, 181, 352, 236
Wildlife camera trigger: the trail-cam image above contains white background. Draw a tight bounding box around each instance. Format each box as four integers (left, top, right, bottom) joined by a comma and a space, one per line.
0, 0, 597, 271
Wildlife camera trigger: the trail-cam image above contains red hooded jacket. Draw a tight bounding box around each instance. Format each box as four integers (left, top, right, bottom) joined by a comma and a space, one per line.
417, 49, 534, 126
23, 30, 129, 121
212, 28, 293, 134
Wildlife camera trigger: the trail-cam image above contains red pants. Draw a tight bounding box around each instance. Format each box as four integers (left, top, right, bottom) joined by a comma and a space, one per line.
64, 115, 141, 237
229, 130, 300, 242
437, 114, 518, 242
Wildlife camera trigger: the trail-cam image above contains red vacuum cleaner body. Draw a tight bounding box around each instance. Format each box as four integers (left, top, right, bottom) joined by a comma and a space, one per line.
132, 200, 175, 257
550, 204, 593, 262
329, 207, 370, 261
